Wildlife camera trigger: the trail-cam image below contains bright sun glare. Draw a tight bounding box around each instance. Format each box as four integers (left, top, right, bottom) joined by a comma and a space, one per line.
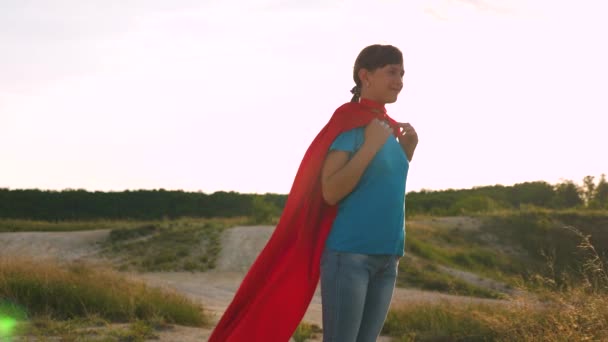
0, 315, 17, 338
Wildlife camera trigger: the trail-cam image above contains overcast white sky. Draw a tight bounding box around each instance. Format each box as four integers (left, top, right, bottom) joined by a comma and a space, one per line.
1, 0, 607, 194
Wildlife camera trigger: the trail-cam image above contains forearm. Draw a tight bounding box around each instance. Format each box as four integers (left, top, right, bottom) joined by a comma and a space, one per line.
323, 144, 378, 205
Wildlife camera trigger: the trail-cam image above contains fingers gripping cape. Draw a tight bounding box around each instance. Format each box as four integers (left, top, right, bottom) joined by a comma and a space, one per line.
208, 101, 399, 342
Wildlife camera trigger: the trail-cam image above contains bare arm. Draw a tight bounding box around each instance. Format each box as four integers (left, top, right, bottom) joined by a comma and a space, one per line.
321, 144, 379, 206
321, 119, 393, 206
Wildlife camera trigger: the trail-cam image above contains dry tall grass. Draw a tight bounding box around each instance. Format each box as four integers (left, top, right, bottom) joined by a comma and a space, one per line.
385, 222, 608, 341
384, 290, 607, 341
0, 257, 208, 327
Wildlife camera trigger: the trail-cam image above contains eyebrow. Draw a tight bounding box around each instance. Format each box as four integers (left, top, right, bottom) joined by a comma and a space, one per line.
390, 66, 405, 75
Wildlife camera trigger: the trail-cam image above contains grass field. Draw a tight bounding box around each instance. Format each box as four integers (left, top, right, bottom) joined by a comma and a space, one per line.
1, 209, 607, 340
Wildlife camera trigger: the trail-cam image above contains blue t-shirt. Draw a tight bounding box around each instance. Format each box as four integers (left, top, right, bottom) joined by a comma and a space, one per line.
325, 127, 409, 256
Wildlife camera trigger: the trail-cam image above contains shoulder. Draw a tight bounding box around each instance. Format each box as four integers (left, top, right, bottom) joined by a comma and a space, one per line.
328, 102, 369, 128
330, 127, 365, 152
332, 128, 357, 143
333, 102, 359, 117
327, 102, 359, 123
324, 101, 373, 138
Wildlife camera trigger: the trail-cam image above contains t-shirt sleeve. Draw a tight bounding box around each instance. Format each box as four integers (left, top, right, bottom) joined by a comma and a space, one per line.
329, 129, 358, 153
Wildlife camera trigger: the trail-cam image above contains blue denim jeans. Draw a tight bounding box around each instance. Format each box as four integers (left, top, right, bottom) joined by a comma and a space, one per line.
320, 248, 400, 342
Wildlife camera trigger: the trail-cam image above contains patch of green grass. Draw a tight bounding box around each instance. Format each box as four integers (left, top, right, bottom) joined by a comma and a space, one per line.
108, 224, 158, 242
406, 237, 449, 264
24, 316, 108, 341
103, 219, 232, 272
22, 316, 161, 341
0, 216, 250, 233
0, 219, 149, 232
406, 229, 523, 286
292, 322, 322, 342
109, 320, 158, 342
383, 302, 498, 341
397, 257, 505, 299
0, 258, 208, 327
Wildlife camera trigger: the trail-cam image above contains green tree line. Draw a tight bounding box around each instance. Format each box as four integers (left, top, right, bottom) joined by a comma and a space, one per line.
0, 189, 286, 221
0, 174, 606, 220
406, 174, 608, 216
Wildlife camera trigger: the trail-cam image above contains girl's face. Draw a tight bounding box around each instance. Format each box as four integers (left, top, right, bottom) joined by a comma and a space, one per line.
363, 63, 404, 104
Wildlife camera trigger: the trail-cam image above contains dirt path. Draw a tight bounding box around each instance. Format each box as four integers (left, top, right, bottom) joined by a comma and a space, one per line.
140, 225, 327, 330
215, 225, 274, 272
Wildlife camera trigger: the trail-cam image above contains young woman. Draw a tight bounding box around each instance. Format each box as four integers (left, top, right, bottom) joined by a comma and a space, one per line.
319, 44, 418, 341
208, 44, 416, 342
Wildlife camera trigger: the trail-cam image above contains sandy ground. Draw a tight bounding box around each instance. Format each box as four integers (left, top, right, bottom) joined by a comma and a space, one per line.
0, 229, 111, 262
1, 220, 510, 341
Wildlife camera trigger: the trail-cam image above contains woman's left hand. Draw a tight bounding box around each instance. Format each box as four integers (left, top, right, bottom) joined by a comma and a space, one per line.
397, 122, 418, 147
397, 122, 418, 162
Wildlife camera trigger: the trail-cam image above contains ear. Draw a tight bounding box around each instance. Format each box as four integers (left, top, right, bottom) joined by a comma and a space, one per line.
357, 68, 369, 86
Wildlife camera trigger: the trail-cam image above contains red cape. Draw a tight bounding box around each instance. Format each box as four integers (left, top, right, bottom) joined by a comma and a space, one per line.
208, 100, 399, 342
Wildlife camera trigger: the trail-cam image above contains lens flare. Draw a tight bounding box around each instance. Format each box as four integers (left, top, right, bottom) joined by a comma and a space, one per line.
0, 316, 17, 338
0, 301, 28, 341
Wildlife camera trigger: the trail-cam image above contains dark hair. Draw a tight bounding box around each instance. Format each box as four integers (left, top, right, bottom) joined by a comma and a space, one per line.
350, 44, 403, 102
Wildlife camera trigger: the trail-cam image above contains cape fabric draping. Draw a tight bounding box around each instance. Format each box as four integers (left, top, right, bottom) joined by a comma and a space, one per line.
208, 99, 400, 342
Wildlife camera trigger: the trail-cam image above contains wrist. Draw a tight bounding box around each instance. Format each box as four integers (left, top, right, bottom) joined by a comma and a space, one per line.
359, 142, 381, 160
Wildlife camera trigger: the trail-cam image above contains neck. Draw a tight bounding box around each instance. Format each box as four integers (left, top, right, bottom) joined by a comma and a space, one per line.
360, 95, 385, 105
358, 97, 387, 113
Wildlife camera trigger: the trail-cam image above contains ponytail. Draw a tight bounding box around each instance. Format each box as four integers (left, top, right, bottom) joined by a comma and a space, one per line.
350, 85, 361, 103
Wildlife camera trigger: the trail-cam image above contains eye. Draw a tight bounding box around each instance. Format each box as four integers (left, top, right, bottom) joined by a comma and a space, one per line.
387, 67, 404, 77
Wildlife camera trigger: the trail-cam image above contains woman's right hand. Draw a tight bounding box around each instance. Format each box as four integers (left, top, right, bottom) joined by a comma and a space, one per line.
363, 118, 393, 152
